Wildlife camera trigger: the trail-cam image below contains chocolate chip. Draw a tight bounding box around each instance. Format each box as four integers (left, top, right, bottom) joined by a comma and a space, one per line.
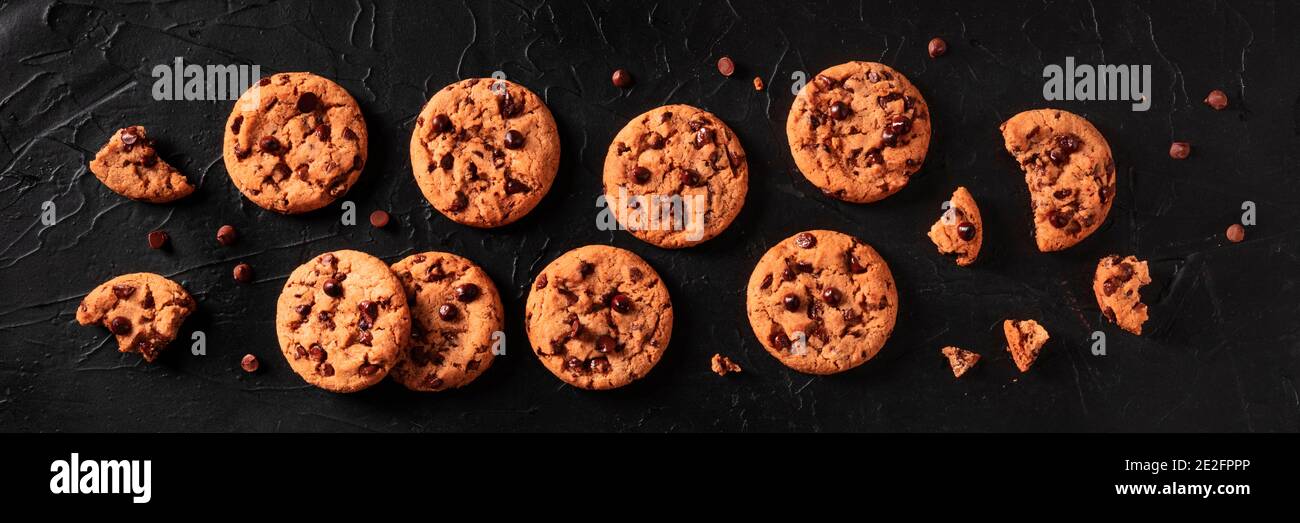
438, 303, 459, 321
240, 354, 259, 373
448, 191, 468, 212
357, 300, 379, 322
564, 356, 584, 372
794, 232, 817, 249
147, 230, 169, 249
595, 335, 617, 354
759, 274, 773, 289
230, 115, 243, 134
794, 261, 813, 273
112, 284, 136, 300
957, 221, 977, 241
320, 253, 337, 265
1169, 141, 1191, 160
536, 274, 548, 289
1226, 223, 1246, 243
259, 136, 280, 153
258, 77, 270, 86
681, 169, 703, 187
645, 132, 665, 149
1048, 134, 1081, 164
609, 293, 632, 313
1053, 188, 1074, 200
589, 357, 612, 374
1103, 278, 1118, 296
1204, 89, 1229, 110
295, 304, 311, 316
455, 283, 481, 302
322, 279, 343, 297
216, 225, 238, 246
109, 316, 132, 335
1117, 263, 1135, 282
693, 127, 715, 149
233, 263, 253, 283
497, 90, 524, 118
308, 343, 326, 362
319, 363, 335, 376
119, 129, 138, 145
631, 166, 651, 184
504, 129, 525, 149
821, 288, 842, 306
296, 92, 318, 113
505, 178, 530, 195
578, 262, 594, 277
928, 37, 947, 58
1048, 210, 1071, 229
847, 253, 869, 273
431, 114, 453, 133
141, 152, 157, 167
359, 363, 381, 376
716, 56, 735, 77
781, 267, 796, 281
612, 68, 634, 88
782, 294, 801, 312
770, 331, 791, 350
369, 210, 390, 228
357, 331, 373, 346
343, 127, 358, 141
439, 152, 454, 170
881, 115, 912, 146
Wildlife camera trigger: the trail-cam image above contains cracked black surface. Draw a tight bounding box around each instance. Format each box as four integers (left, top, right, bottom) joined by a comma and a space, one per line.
1, 0, 1297, 432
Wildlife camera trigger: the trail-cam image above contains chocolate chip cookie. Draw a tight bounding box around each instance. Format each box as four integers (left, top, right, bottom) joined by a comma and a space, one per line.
746, 230, 898, 375
1000, 109, 1116, 251
525, 245, 673, 390
276, 250, 411, 393
411, 78, 560, 228
1093, 255, 1151, 335
1003, 319, 1049, 373
389, 252, 503, 391
941, 346, 979, 378
786, 61, 931, 203
602, 104, 749, 248
223, 72, 368, 214
89, 126, 194, 203
76, 272, 195, 362
927, 186, 983, 266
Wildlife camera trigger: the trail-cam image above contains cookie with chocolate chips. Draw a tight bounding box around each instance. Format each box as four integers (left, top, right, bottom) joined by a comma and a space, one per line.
223, 72, 368, 214
786, 61, 931, 203
745, 230, 898, 375
389, 252, 503, 391
1000, 109, 1116, 251
1003, 319, 1049, 373
1092, 255, 1151, 335
927, 186, 983, 266
76, 272, 195, 362
525, 245, 673, 390
411, 78, 560, 228
276, 250, 411, 393
602, 104, 749, 248
89, 126, 194, 203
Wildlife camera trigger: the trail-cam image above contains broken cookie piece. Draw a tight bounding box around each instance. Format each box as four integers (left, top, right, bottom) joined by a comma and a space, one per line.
927, 186, 983, 266
89, 126, 195, 203
941, 346, 980, 378
76, 272, 196, 362
711, 353, 743, 376
1003, 319, 1049, 373
999, 109, 1115, 252
1092, 255, 1152, 335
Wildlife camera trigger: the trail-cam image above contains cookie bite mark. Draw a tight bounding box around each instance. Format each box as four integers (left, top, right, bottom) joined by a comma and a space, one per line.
1092, 255, 1152, 335
745, 230, 899, 375
89, 126, 194, 203
410, 78, 560, 228
1000, 109, 1116, 251
602, 104, 749, 248
276, 250, 411, 393
1003, 319, 1049, 373
786, 61, 931, 203
927, 186, 983, 266
711, 353, 743, 376
941, 346, 979, 378
76, 273, 195, 362
389, 252, 503, 391
223, 72, 368, 214
525, 245, 673, 390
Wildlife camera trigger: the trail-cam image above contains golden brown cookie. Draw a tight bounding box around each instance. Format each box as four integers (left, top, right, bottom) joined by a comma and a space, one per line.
602, 104, 748, 248
786, 61, 931, 203
389, 252, 503, 391
1000, 109, 1116, 251
927, 186, 983, 266
76, 272, 195, 362
276, 250, 411, 393
1092, 255, 1151, 335
746, 230, 898, 374
223, 72, 368, 214
941, 346, 980, 378
525, 245, 673, 390
1003, 319, 1049, 373
410, 78, 560, 228
89, 126, 194, 203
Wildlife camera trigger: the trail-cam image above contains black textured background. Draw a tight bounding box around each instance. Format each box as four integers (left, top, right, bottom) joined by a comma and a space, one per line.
1, 0, 1297, 432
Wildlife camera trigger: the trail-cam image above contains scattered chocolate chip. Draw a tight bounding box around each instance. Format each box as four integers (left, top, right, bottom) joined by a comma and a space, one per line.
821, 288, 842, 306
1226, 223, 1246, 243
259, 136, 281, 153
296, 92, 318, 113
216, 225, 238, 246
240, 354, 259, 373
109, 316, 132, 335
609, 293, 632, 313
716, 56, 736, 77
369, 210, 390, 228
1169, 141, 1191, 160
631, 166, 651, 184
431, 114, 453, 133
957, 222, 977, 241
595, 335, 617, 354
828, 101, 851, 120
1204, 89, 1229, 110
753, 76, 765, 91
782, 294, 801, 312
322, 279, 343, 297
438, 303, 459, 321
794, 232, 817, 249
504, 129, 525, 149
233, 263, 253, 283
928, 37, 947, 58
455, 283, 481, 302
611, 68, 634, 88
147, 230, 169, 249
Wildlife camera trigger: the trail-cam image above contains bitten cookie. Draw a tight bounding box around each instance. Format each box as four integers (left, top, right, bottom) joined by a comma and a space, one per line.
223, 72, 368, 214
411, 78, 560, 228
525, 245, 673, 390
76, 273, 195, 362
786, 61, 931, 203
89, 126, 194, 203
1003, 319, 1049, 373
746, 230, 898, 374
276, 250, 411, 393
941, 346, 980, 378
1000, 109, 1116, 251
389, 252, 503, 391
1093, 255, 1151, 335
927, 186, 983, 266
602, 104, 748, 248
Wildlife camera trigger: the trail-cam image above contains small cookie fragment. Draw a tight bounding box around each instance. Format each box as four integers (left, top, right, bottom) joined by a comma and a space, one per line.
927, 186, 983, 266
76, 272, 195, 362
711, 353, 743, 376
941, 346, 979, 378
1003, 319, 1049, 373
89, 126, 194, 203
1092, 255, 1152, 335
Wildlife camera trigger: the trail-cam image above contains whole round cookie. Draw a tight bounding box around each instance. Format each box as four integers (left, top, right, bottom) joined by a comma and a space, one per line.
276, 250, 411, 393
786, 61, 931, 203
602, 104, 749, 248
223, 72, 368, 214
76, 272, 196, 362
745, 230, 898, 374
410, 78, 560, 228
525, 245, 673, 390
389, 252, 504, 391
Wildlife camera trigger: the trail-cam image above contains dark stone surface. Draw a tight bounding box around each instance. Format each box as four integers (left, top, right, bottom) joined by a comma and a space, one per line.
1, 0, 1296, 432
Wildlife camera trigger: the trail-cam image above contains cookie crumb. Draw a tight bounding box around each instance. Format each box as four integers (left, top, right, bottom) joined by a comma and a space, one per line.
717, 56, 736, 77
612, 68, 634, 88
1003, 319, 1049, 372
240, 354, 259, 373
147, 230, 169, 250
1204, 89, 1229, 110
1169, 141, 1191, 159
1226, 223, 1246, 243
752, 76, 765, 91
927, 37, 947, 58
233, 263, 254, 284
941, 346, 979, 378
216, 225, 238, 246
711, 353, 742, 376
